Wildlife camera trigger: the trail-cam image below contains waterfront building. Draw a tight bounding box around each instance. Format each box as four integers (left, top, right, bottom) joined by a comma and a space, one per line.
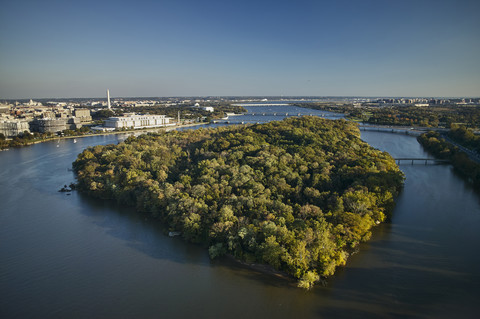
0, 119, 30, 137
103, 114, 173, 130
32, 118, 68, 133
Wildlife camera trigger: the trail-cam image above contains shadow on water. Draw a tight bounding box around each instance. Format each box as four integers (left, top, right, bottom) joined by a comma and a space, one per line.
209, 256, 298, 289
76, 191, 304, 289
75, 192, 211, 266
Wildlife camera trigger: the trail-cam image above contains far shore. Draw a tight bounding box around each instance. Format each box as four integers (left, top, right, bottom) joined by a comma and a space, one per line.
1, 122, 209, 151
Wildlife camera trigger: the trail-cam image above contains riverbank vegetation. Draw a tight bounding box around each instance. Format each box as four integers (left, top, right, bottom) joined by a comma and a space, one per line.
0, 127, 93, 150
296, 103, 480, 128
447, 125, 480, 153
418, 130, 480, 189
0, 131, 53, 149
73, 117, 404, 288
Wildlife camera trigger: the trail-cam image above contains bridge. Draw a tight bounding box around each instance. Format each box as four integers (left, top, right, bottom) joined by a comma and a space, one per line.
394, 158, 450, 165
246, 112, 343, 118
233, 103, 292, 107
359, 125, 448, 136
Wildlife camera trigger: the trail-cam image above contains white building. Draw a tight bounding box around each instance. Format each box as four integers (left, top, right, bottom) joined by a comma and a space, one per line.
0, 119, 31, 137
202, 106, 214, 112
103, 114, 173, 129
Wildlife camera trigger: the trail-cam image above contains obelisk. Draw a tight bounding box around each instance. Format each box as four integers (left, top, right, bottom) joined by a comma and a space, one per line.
107, 89, 111, 109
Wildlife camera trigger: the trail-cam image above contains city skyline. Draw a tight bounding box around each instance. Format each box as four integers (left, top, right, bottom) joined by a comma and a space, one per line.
1, 0, 479, 99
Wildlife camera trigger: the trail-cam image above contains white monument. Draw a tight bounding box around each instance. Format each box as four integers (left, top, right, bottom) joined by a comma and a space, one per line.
107, 89, 111, 109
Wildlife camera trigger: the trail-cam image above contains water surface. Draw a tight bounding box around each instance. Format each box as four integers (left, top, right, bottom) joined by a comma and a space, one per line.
1, 108, 479, 318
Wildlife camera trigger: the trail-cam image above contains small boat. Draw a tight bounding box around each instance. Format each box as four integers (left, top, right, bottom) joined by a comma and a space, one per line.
73, 139, 77, 143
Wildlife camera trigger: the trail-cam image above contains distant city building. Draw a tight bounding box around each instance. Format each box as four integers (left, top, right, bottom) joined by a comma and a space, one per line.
25, 99, 42, 107
32, 118, 68, 133
0, 104, 10, 114
193, 103, 214, 112
88, 101, 102, 107
41, 111, 56, 119
0, 119, 30, 137
73, 108, 92, 123
31, 117, 83, 133
103, 114, 173, 130
203, 106, 214, 112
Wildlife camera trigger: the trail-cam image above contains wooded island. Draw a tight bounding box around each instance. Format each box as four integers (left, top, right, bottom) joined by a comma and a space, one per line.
73, 117, 404, 288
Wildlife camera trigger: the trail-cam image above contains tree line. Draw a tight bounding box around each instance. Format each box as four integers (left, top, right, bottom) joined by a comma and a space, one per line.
296, 103, 480, 128
73, 117, 404, 288
418, 130, 480, 189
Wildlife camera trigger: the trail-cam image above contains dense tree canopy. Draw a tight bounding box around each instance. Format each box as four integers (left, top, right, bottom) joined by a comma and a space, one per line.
73, 117, 404, 288
418, 130, 480, 189
297, 103, 480, 128
448, 125, 480, 153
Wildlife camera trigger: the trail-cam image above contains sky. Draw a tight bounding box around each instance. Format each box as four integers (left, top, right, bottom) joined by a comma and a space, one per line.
0, 0, 479, 99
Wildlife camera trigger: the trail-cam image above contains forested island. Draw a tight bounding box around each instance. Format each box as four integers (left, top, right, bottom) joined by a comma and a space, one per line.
73, 117, 404, 288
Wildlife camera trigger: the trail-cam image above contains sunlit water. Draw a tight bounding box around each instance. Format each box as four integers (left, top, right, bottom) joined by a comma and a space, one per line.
1, 106, 479, 318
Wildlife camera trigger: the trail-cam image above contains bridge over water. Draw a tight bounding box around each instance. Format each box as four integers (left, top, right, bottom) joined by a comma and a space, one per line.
233, 103, 293, 107
359, 125, 448, 136
246, 112, 343, 117
394, 158, 450, 165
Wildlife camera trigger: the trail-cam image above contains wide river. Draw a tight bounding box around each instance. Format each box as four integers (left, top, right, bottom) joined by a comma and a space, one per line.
1, 105, 479, 318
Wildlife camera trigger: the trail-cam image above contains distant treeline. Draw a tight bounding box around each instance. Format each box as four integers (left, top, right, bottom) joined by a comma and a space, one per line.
73, 117, 404, 288
418, 129, 480, 189
296, 103, 480, 128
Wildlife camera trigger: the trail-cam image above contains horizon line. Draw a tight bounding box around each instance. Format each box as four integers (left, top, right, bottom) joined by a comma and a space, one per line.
2, 95, 479, 101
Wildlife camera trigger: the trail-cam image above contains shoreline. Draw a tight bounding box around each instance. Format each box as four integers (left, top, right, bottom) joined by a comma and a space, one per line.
0, 122, 208, 150
223, 254, 296, 284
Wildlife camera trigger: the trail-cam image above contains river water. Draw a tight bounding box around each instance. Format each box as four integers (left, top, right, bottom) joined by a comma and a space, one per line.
1, 106, 479, 318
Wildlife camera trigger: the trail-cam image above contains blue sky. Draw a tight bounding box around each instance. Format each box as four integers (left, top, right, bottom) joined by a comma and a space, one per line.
0, 0, 479, 98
